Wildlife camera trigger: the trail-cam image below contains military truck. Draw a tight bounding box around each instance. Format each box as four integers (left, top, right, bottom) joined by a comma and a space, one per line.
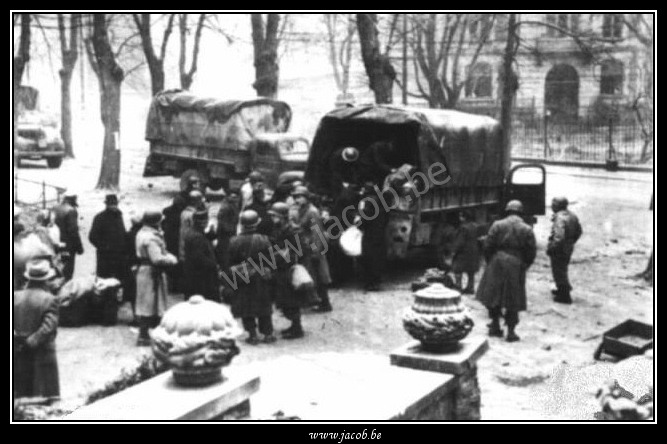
143, 90, 309, 191
305, 105, 546, 260
15, 86, 66, 168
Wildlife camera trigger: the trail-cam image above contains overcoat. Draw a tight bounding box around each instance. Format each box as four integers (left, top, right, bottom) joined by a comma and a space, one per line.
135, 226, 177, 317
227, 231, 273, 318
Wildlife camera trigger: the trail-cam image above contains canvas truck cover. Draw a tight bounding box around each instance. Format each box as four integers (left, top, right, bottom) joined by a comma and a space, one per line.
145, 90, 292, 151
305, 105, 505, 196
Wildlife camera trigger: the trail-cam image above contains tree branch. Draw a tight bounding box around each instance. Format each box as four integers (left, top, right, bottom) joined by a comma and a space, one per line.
187, 14, 206, 78
160, 14, 175, 62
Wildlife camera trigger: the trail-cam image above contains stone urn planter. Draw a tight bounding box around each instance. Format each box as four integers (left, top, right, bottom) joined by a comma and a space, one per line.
151, 296, 242, 386
402, 283, 474, 352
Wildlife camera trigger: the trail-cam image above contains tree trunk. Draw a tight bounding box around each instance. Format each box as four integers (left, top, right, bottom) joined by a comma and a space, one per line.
14, 13, 31, 168
251, 14, 281, 99
97, 76, 122, 189
59, 69, 74, 157
58, 14, 80, 158
499, 14, 518, 171
357, 14, 396, 104
91, 14, 124, 190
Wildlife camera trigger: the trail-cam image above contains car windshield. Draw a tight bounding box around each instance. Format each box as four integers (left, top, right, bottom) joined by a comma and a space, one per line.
278, 139, 309, 156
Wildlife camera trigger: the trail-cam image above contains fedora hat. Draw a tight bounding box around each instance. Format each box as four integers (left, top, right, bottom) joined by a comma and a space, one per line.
105, 194, 119, 205
24, 259, 56, 281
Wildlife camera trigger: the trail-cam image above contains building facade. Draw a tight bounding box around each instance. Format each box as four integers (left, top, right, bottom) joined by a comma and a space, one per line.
453, 13, 652, 123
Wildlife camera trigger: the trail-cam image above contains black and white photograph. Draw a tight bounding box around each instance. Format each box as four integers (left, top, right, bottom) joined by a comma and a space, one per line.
12, 11, 655, 424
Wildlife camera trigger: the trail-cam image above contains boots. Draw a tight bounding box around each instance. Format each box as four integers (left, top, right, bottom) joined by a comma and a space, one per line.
245, 331, 260, 345
506, 326, 520, 342
314, 286, 332, 312
553, 286, 573, 304
487, 318, 503, 337
282, 319, 304, 340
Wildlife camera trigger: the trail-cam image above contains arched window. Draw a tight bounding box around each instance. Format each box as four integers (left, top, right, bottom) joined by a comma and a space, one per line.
465, 63, 492, 98
600, 60, 624, 95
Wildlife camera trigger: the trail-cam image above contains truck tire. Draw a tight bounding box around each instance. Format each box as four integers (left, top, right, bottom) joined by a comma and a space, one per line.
47, 157, 63, 168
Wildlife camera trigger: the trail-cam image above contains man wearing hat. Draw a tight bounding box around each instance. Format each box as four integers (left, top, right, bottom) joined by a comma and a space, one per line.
246, 182, 273, 237
89, 194, 128, 286
329, 146, 361, 195
14, 259, 60, 398
547, 197, 582, 304
183, 209, 220, 301
227, 210, 276, 345
290, 185, 333, 312
216, 189, 241, 268
476, 200, 537, 342
135, 210, 178, 346
269, 202, 306, 339
52, 192, 84, 280
178, 189, 206, 262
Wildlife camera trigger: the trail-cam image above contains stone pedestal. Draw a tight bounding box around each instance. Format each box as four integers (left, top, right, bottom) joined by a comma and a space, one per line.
390, 336, 489, 420
65, 371, 260, 421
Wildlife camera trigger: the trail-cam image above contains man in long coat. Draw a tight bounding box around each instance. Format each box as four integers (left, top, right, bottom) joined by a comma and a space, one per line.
290, 186, 333, 312
135, 210, 178, 346
89, 194, 128, 282
52, 193, 84, 280
452, 211, 481, 294
215, 189, 240, 267
476, 200, 536, 342
358, 184, 389, 292
227, 210, 276, 345
14, 259, 60, 398
183, 209, 219, 301
269, 202, 306, 339
547, 196, 582, 304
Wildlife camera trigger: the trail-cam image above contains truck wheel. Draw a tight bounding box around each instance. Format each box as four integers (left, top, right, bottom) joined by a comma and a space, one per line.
47, 157, 63, 168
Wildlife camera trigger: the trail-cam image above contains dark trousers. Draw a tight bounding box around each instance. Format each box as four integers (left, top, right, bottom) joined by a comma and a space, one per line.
361, 237, 386, 286
242, 316, 273, 336
550, 254, 572, 292
138, 316, 161, 339
282, 307, 303, 329
488, 306, 519, 328
62, 253, 76, 281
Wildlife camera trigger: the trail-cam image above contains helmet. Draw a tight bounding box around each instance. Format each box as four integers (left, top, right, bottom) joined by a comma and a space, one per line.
248, 171, 265, 184
240, 209, 261, 229
268, 202, 290, 218
551, 196, 569, 211
291, 185, 310, 198
142, 210, 163, 226
504, 200, 524, 214
342, 147, 359, 162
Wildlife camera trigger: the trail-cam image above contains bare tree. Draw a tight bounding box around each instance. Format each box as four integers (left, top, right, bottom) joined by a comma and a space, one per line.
133, 14, 175, 96
356, 13, 398, 104
87, 14, 125, 190
178, 14, 206, 90
13, 13, 31, 166
58, 13, 80, 158
324, 14, 356, 96
251, 14, 281, 98
407, 14, 496, 109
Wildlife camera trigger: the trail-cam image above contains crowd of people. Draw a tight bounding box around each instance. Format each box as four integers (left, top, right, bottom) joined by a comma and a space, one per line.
13, 144, 585, 399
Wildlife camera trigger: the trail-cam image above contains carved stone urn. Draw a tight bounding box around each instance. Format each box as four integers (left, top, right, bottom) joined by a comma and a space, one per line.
402, 283, 474, 352
151, 296, 243, 386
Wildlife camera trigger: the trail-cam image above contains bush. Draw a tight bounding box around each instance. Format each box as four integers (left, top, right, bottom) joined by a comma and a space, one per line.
86, 355, 168, 405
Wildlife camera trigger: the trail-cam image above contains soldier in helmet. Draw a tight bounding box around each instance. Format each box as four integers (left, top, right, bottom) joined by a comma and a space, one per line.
547, 197, 582, 304
476, 200, 537, 342
241, 170, 265, 211
269, 202, 306, 339
329, 146, 361, 195
227, 210, 276, 345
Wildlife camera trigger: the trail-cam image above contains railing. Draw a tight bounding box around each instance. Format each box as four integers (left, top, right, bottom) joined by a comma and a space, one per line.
512, 116, 654, 167
13, 174, 66, 211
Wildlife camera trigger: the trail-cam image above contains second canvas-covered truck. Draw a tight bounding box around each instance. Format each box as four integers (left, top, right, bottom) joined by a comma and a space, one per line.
305, 105, 546, 262
143, 90, 309, 190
